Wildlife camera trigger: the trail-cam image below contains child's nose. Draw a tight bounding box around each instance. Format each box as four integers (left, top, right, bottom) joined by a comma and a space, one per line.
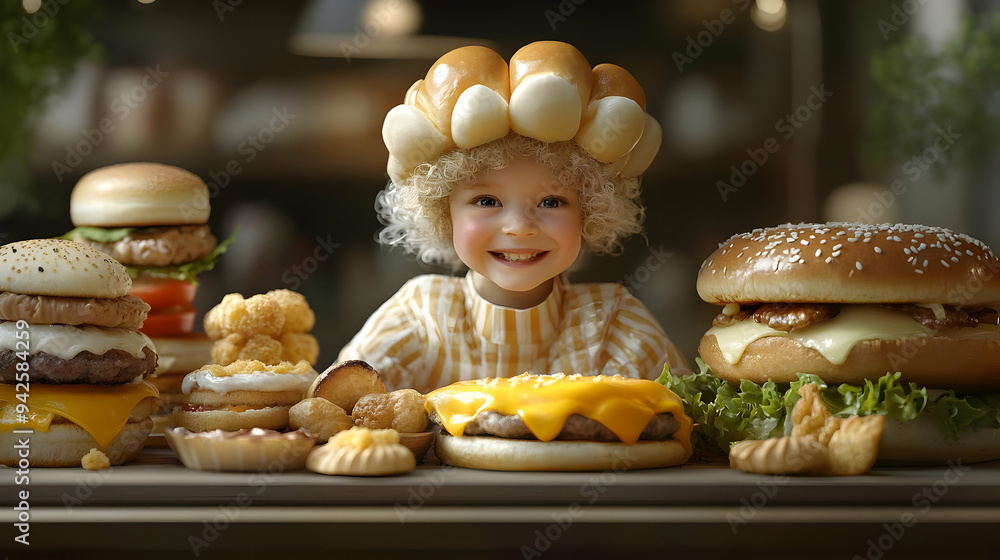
502, 207, 538, 236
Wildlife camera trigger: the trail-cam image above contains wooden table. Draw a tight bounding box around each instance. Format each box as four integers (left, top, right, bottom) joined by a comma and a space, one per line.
3, 446, 999, 559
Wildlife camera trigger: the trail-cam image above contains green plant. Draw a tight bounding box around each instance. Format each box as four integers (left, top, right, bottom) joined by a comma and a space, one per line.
1, 0, 101, 213
864, 15, 1000, 174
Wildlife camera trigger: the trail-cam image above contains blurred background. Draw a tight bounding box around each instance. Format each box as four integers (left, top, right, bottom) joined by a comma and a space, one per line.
3, 0, 1000, 367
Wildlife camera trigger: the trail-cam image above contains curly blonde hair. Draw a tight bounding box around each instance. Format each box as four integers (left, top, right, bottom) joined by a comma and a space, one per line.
375, 133, 646, 268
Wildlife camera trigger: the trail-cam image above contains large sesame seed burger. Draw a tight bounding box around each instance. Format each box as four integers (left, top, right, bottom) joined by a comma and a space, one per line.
0, 239, 160, 466
425, 373, 694, 471
660, 223, 1000, 464
63, 162, 231, 431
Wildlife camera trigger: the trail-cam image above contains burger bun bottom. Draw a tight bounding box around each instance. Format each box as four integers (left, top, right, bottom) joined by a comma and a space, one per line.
434, 433, 692, 471
0, 417, 152, 467
173, 405, 290, 432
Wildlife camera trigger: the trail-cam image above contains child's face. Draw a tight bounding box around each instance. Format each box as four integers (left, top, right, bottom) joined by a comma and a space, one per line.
449, 157, 582, 306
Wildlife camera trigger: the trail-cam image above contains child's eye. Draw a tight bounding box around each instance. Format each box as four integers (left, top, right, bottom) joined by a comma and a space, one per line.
539, 197, 566, 208
472, 196, 500, 207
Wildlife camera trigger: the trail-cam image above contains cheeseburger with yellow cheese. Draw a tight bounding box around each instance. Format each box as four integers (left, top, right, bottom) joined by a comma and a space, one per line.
0, 239, 159, 466
425, 373, 693, 471
663, 223, 1000, 463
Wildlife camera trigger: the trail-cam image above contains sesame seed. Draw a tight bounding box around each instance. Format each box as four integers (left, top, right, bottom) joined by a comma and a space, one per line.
874, 246, 882, 254
952, 256, 959, 262
820, 239, 827, 244
941, 260, 950, 268
904, 248, 911, 255
967, 250, 975, 256
915, 269, 924, 274
825, 257, 833, 264
814, 249, 822, 257
893, 236, 902, 242
833, 244, 843, 251
832, 250, 841, 257
856, 261, 863, 270
914, 233, 924, 238
848, 238, 858, 242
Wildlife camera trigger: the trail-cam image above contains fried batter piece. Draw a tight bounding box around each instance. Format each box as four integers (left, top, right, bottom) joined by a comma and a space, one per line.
289, 397, 354, 443
824, 415, 885, 476
353, 389, 428, 433
204, 293, 285, 339
267, 289, 315, 334
730, 383, 884, 476
280, 332, 319, 365
211, 333, 283, 366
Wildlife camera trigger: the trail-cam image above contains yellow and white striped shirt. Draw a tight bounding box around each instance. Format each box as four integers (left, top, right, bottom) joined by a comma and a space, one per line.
338, 273, 689, 393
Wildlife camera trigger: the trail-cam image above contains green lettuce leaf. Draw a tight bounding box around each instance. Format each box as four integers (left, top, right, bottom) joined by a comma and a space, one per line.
657, 360, 999, 452
127, 227, 238, 284
60, 226, 153, 243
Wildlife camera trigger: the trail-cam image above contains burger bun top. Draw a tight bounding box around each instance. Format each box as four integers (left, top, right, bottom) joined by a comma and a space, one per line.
698, 222, 1000, 307
70, 162, 210, 227
0, 239, 132, 299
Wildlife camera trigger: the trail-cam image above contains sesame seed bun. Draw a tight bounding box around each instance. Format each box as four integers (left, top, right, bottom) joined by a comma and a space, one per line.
698, 223, 1000, 306
70, 162, 210, 228
0, 238, 132, 299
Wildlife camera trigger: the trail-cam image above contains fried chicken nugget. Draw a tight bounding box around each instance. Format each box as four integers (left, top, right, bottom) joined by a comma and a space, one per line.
212, 333, 283, 366
267, 289, 315, 334
289, 397, 353, 443
388, 389, 428, 433
280, 332, 319, 365
353, 389, 428, 433
204, 293, 285, 340
824, 415, 885, 476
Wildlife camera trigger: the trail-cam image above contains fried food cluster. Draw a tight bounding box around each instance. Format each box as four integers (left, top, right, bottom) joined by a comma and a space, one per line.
729, 383, 885, 476
82, 448, 111, 471
291, 360, 429, 444
204, 289, 319, 366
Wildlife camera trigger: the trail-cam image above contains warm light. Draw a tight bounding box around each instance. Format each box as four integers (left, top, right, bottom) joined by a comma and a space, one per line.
137, 0, 157, 4
752, 0, 787, 31
363, 0, 421, 37
22, 0, 41, 14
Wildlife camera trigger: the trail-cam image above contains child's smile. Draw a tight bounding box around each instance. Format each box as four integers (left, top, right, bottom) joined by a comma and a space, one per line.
449, 157, 583, 308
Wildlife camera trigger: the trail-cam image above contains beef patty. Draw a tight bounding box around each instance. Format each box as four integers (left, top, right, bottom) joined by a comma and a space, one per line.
0, 346, 157, 385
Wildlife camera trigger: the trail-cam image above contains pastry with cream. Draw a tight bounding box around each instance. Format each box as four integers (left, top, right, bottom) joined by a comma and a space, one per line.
174, 359, 317, 432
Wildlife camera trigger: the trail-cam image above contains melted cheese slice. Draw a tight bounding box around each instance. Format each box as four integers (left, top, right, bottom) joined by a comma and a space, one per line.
0, 381, 159, 448
425, 373, 693, 447
707, 304, 1000, 365
0, 322, 154, 359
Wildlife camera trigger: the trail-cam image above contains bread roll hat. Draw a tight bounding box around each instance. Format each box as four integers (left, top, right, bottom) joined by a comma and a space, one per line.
381, 41, 662, 184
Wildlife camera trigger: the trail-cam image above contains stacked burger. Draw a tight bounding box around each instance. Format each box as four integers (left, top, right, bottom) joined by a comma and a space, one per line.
663, 222, 1000, 464
0, 239, 160, 466
64, 162, 230, 432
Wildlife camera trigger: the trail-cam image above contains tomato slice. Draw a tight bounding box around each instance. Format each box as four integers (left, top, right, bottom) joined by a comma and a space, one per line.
140, 305, 197, 337
130, 278, 197, 312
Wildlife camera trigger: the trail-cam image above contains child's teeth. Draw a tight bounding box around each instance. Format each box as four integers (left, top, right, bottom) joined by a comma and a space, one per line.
501, 252, 539, 261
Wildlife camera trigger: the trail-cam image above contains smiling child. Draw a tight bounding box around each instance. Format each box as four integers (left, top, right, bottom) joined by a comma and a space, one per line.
338, 41, 689, 392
